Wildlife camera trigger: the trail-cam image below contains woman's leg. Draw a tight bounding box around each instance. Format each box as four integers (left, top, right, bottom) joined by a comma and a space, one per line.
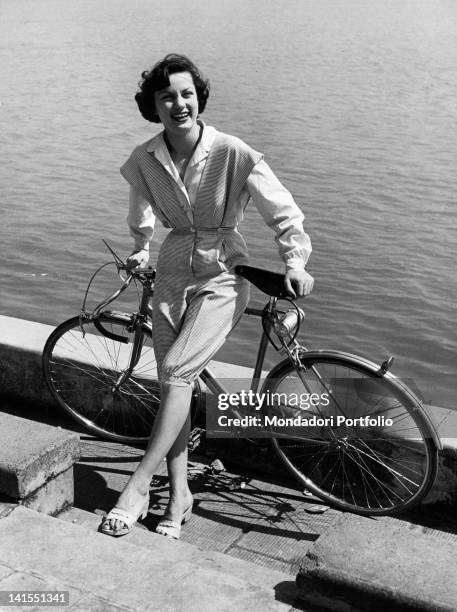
163, 411, 193, 521
153, 272, 250, 521
104, 272, 249, 531
105, 383, 192, 532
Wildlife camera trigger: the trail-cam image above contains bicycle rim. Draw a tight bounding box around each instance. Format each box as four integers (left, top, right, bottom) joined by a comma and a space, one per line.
43, 314, 199, 443
265, 355, 438, 515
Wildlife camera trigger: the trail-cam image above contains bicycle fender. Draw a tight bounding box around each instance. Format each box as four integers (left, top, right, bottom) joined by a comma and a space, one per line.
94, 311, 152, 345
94, 317, 128, 343
261, 351, 442, 451
303, 350, 443, 450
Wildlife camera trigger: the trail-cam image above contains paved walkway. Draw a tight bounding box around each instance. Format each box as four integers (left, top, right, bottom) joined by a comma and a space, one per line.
73, 435, 340, 576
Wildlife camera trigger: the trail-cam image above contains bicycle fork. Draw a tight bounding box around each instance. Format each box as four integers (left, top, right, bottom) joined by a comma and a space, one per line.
112, 283, 152, 392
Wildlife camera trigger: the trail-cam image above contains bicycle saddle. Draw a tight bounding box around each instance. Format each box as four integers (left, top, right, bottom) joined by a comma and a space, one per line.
234, 265, 289, 298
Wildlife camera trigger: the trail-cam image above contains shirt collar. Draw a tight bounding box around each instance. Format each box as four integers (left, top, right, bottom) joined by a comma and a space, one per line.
146, 121, 217, 166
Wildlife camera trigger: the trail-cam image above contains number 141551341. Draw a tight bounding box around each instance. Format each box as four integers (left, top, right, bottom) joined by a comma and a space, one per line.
0, 591, 69, 606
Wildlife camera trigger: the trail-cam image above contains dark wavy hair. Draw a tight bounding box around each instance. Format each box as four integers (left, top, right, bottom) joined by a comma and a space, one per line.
135, 54, 210, 123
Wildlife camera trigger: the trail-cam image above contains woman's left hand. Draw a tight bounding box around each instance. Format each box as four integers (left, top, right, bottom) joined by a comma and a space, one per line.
284, 269, 314, 298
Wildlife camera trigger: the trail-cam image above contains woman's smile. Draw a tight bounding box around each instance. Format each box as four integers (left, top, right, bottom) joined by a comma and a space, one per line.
172, 111, 190, 123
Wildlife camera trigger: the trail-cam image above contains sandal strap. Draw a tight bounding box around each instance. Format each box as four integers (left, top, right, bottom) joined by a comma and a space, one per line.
104, 507, 136, 528
156, 520, 181, 539
156, 520, 180, 530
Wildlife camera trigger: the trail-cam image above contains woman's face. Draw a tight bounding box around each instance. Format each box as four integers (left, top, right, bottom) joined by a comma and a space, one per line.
154, 71, 199, 137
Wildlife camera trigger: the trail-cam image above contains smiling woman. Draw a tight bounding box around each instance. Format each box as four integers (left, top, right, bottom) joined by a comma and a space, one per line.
135, 54, 210, 123
100, 52, 314, 540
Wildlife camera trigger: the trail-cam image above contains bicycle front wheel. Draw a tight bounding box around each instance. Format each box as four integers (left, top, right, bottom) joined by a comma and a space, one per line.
43, 313, 200, 443
264, 352, 438, 516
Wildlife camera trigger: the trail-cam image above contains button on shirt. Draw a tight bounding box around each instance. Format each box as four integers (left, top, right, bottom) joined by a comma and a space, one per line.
127, 123, 311, 271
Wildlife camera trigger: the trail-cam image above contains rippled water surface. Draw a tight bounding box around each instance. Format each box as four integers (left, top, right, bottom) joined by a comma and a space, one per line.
1, 0, 456, 408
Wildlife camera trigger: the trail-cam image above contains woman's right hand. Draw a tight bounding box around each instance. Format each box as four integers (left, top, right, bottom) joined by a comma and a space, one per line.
126, 248, 149, 270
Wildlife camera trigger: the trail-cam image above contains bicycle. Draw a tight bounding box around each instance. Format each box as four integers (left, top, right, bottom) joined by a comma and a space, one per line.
42, 244, 441, 516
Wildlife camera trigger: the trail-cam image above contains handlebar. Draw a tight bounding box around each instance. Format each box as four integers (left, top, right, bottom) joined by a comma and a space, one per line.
101, 239, 155, 281
91, 266, 156, 317
123, 266, 156, 279
91, 273, 134, 317
80, 240, 158, 320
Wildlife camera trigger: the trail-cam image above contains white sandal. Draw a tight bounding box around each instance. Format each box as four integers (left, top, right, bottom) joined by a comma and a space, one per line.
100, 498, 149, 537
155, 501, 193, 540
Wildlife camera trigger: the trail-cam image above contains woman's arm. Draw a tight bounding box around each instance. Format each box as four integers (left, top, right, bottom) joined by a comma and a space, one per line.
126, 185, 156, 269
246, 160, 314, 297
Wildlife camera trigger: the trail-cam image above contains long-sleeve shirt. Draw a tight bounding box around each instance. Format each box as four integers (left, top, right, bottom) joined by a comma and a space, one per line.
125, 123, 311, 272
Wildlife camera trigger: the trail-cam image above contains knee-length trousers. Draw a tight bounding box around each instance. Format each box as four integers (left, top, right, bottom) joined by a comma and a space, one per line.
152, 269, 250, 387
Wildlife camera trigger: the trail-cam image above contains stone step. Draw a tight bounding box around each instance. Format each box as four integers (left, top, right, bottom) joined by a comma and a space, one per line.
58, 505, 298, 594
0, 411, 79, 515
0, 505, 300, 611
297, 512, 457, 611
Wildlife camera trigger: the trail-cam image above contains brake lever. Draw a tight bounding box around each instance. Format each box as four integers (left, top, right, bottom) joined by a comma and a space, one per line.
102, 239, 126, 270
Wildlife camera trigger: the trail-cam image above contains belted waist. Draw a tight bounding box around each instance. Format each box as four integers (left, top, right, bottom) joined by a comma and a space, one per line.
170, 226, 237, 236
159, 225, 249, 279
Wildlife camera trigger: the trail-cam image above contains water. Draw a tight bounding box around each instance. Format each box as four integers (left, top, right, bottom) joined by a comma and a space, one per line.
1, 0, 456, 409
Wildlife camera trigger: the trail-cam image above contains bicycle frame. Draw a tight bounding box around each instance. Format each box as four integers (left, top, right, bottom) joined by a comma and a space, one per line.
200, 304, 271, 399
81, 262, 442, 451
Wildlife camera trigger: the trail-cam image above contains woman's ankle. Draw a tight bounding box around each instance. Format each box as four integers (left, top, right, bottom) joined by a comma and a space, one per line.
168, 488, 193, 505
124, 472, 151, 496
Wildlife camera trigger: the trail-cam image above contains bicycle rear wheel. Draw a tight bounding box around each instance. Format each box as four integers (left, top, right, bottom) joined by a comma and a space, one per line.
42, 313, 200, 443
264, 352, 438, 516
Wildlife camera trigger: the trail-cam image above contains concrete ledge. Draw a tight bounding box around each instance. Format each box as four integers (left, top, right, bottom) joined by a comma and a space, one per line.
296, 513, 457, 611
0, 314, 259, 408
0, 315, 56, 407
0, 411, 80, 514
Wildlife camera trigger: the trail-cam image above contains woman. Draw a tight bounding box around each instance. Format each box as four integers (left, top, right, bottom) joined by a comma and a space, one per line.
101, 54, 314, 538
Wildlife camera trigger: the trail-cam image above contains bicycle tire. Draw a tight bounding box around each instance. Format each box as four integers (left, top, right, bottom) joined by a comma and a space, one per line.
262, 351, 438, 516
42, 313, 201, 444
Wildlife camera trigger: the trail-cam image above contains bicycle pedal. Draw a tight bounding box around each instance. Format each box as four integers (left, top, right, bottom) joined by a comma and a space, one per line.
209, 459, 225, 473
187, 468, 207, 481
225, 476, 250, 491
188, 427, 204, 452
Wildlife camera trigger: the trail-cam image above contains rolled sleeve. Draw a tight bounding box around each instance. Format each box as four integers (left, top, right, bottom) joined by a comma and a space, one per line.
127, 185, 156, 251
246, 160, 312, 269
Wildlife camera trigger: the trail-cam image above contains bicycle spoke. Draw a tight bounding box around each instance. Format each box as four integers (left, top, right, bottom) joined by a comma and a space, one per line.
350, 439, 424, 486
49, 358, 118, 388
356, 436, 426, 472
268, 355, 436, 515
344, 445, 384, 509
43, 315, 170, 442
